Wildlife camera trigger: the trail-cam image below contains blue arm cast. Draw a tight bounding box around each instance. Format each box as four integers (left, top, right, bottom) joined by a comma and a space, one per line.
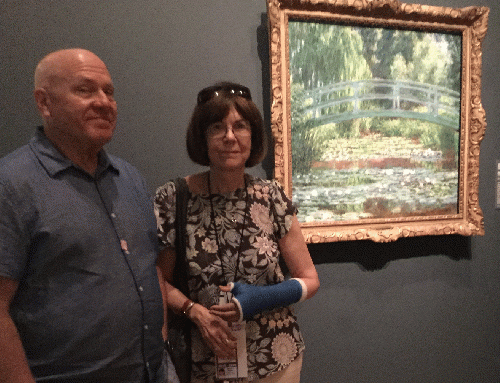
229, 279, 306, 321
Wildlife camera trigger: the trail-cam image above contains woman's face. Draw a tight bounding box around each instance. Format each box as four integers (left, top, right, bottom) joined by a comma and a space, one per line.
206, 106, 252, 172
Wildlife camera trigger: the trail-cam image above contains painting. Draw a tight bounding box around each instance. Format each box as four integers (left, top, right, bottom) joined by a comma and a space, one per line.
267, 0, 489, 243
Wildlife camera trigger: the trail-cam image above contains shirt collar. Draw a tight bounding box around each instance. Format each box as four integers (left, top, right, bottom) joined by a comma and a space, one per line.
29, 126, 119, 178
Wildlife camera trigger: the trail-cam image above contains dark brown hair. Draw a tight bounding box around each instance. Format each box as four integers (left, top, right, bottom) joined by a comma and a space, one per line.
186, 82, 267, 167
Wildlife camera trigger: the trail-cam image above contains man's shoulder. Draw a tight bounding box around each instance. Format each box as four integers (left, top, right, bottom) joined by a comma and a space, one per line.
106, 153, 151, 192
0, 144, 35, 180
107, 153, 142, 178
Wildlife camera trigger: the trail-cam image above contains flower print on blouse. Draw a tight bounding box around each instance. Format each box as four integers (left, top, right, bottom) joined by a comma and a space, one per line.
155, 175, 305, 382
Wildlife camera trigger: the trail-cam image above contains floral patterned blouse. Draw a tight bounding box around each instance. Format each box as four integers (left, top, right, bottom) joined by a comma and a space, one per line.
154, 174, 305, 382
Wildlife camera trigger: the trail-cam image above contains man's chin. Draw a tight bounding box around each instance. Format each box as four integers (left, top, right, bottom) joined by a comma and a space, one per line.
89, 127, 115, 147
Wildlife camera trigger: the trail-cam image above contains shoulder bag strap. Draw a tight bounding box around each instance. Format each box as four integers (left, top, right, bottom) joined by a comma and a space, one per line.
173, 177, 189, 296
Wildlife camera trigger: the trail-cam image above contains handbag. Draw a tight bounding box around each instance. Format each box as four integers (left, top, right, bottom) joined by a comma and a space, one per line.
165, 177, 192, 383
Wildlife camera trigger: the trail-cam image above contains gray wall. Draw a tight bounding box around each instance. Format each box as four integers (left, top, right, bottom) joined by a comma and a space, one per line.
1, 0, 498, 382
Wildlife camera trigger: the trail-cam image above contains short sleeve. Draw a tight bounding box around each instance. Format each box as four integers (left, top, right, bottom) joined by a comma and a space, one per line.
0, 179, 30, 280
154, 180, 177, 248
268, 179, 298, 240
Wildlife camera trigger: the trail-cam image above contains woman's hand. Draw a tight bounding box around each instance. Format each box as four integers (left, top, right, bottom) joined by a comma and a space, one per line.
188, 303, 237, 359
209, 287, 241, 323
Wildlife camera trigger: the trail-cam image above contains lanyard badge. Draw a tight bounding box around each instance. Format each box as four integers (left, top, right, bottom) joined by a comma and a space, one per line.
216, 292, 248, 380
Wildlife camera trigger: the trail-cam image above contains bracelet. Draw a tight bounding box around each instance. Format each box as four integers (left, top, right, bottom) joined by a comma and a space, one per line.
181, 299, 195, 316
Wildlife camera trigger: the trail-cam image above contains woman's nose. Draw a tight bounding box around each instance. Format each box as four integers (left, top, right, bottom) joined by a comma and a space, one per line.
223, 126, 237, 139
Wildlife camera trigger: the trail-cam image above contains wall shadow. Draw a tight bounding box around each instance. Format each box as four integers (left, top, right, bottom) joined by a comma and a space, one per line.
308, 234, 471, 271
257, 12, 275, 180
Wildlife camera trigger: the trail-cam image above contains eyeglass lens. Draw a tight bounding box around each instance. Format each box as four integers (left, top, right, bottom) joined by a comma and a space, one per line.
207, 121, 251, 139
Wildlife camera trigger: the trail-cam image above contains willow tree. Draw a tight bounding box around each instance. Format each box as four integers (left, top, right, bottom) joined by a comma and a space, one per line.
289, 21, 372, 89
288, 21, 372, 173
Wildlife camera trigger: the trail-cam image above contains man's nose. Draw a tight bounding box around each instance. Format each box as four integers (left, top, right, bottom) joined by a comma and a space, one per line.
92, 89, 114, 106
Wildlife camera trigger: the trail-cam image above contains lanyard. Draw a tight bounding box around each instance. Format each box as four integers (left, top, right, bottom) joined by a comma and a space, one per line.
208, 172, 250, 284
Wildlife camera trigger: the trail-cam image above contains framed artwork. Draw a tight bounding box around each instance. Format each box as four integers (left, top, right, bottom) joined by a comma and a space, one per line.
267, 0, 489, 242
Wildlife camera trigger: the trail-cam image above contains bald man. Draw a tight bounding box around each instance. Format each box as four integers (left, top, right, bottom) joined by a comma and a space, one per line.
0, 49, 166, 382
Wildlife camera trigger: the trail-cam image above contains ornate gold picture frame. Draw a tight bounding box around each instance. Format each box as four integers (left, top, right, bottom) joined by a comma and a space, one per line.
267, 0, 488, 243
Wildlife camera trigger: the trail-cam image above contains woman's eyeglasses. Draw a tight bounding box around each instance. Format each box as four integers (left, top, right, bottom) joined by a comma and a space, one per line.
197, 84, 252, 105
206, 120, 251, 140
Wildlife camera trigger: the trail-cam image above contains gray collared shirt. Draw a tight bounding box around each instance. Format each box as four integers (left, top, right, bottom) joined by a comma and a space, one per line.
0, 127, 165, 382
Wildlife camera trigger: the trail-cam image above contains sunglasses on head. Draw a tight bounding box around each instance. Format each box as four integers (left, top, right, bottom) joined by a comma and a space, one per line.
197, 84, 252, 105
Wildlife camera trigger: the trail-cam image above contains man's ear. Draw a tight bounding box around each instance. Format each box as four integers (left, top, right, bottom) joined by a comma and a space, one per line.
34, 88, 51, 120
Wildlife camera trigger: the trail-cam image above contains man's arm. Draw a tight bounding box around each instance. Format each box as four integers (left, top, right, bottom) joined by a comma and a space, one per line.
0, 276, 36, 383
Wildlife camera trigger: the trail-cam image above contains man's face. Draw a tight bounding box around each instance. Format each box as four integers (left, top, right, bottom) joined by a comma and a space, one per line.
42, 52, 118, 150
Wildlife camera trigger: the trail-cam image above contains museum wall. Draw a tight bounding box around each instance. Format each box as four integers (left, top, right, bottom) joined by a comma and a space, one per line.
1, 0, 498, 381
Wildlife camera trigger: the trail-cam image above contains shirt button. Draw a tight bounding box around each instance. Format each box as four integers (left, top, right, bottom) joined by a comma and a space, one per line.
144, 324, 149, 330
110, 213, 116, 218
146, 362, 150, 368
138, 286, 144, 292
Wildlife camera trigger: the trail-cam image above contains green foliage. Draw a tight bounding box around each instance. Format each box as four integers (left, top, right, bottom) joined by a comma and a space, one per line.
290, 84, 322, 174
289, 21, 372, 89
289, 22, 373, 142
389, 33, 455, 88
358, 27, 423, 79
373, 117, 458, 155
335, 118, 372, 139
443, 33, 462, 92
291, 124, 320, 174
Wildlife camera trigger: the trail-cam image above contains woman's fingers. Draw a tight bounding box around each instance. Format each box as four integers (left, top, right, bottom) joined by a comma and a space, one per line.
213, 333, 237, 358
198, 312, 237, 357
210, 302, 233, 312
219, 284, 231, 292
210, 302, 240, 322
210, 310, 240, 323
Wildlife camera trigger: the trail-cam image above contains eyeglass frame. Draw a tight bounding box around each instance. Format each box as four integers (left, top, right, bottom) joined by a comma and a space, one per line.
206, 119, 252, 140
197, 84, 252, 105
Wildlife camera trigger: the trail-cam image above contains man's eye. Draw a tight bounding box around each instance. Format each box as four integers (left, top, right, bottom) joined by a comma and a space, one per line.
76, 86, 91, 93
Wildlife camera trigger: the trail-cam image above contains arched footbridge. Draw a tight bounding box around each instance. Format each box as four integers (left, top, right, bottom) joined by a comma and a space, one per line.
301, 79, 460, 130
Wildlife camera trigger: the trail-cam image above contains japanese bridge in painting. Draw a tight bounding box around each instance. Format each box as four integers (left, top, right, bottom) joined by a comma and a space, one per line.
302, 79, 460, 130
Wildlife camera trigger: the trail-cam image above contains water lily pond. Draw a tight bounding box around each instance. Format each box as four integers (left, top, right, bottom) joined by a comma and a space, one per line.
292, 135, 459, 223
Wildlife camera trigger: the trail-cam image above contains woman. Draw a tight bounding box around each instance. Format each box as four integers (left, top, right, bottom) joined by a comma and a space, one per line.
155, 82, 319, 383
